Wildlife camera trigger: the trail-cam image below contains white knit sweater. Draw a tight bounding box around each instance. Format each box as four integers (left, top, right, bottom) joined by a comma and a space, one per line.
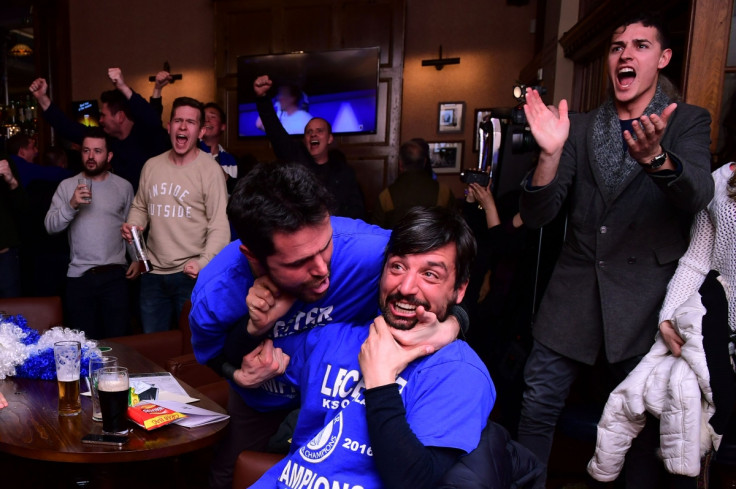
659, 163, 736, 334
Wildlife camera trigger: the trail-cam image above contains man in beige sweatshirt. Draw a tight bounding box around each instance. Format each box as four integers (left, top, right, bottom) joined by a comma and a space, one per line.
122, 95, 230, 333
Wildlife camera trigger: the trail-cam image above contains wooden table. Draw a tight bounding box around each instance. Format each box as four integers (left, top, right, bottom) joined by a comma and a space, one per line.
0, 341, 228, 464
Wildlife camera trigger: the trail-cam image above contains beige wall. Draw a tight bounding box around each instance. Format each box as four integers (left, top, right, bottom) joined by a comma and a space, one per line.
402, 0, 537, 196
68, 0, 216, 125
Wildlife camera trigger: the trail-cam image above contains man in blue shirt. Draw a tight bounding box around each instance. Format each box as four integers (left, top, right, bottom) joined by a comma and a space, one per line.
190, 162, 466, 489
249, 206, 494, 489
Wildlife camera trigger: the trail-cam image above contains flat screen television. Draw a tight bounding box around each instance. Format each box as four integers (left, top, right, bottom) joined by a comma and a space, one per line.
237, 47, 380, 137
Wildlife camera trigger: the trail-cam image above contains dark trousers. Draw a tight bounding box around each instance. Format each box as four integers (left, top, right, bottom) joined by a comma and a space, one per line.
208, 386, 292, 489
66, 267, 130, 339
139, 272, 195, 333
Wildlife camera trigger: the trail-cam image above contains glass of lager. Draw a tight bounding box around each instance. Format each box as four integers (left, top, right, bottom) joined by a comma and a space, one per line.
53, 341, 82, 416
89, 355, 117, 421
97, 366, 130, 434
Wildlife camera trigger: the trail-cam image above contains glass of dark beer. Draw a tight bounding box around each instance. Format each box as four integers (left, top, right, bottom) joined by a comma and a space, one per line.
53, 341, 82, 416
97, 366, 130, 434
89, 355, 117, 422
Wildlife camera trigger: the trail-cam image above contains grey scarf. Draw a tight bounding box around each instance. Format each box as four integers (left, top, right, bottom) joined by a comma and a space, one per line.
592, 84, 671, 197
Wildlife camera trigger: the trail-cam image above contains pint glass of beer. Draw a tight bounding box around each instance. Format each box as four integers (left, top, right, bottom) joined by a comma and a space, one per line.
97, 366, 130, 434
53, 341, 82, 416
89, 355, 117, 421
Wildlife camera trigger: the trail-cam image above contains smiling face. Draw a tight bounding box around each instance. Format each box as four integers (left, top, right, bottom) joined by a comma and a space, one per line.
168, 105, 205, 157
378, 243, 467, 331
608, 22, 672, 118
203, 107, 225, 140
263, 216, 334, 302
303, 118, 333, 164
81, 136, 112, 177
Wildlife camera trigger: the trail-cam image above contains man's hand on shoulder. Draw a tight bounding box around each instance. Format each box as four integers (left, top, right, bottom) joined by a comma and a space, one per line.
245, 275, 296, 336
232, 339, 290, 388
390, 305, 460, 350
360, 316, 433, 389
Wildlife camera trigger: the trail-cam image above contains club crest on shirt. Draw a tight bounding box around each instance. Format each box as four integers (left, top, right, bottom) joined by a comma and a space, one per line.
300, 411, 343, 463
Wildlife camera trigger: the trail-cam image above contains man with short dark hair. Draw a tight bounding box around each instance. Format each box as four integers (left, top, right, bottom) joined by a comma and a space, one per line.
253, 75, 365, 219
122, 97, 229, 333
200, 102, 240, 193
372, 139, 455, 229
45, 128, 136, 338
247, 206, 493, 489
29, 68, 169, 191
190, 162, 466, 489
516, 12, 714, 487
7, 133, 70, 188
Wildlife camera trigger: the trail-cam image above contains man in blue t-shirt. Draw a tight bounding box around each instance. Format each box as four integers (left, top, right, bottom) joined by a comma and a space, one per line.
249, 206, 494, 489
189, 162, 467, 489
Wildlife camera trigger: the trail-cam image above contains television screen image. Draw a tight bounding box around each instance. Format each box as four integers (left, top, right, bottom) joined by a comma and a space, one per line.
237, 47, 379, 137
73, 100, 100, 127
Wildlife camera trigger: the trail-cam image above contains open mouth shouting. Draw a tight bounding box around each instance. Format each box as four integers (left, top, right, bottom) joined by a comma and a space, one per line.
617, 67, 636, 88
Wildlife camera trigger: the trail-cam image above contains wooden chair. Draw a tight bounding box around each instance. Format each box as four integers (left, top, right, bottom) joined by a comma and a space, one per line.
0, 296, 63, 332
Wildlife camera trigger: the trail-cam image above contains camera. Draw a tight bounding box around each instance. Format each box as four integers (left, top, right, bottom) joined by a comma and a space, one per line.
460, 169, 490, 187
510, 83, 546, 154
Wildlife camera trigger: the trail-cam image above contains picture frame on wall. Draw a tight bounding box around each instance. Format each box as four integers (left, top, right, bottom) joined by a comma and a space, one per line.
438, 102, 465, 133
428, 141, 463, 173
472, 108, 493, 152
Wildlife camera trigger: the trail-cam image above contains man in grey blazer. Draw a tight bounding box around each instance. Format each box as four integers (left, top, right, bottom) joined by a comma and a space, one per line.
516, 12, 714, 488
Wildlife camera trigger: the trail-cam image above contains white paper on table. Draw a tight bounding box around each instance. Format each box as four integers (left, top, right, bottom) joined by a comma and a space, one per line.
83, 373, 199, 402
150, 399, 229, 428
129, 372, 189, 397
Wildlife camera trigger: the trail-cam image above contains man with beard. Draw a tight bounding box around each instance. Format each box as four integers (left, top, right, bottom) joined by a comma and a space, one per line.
246, 206, 494, 489
253, 75, 365, 219
122, 97, 229, 333
190, 162, 467, 489
45, 128, 136, 338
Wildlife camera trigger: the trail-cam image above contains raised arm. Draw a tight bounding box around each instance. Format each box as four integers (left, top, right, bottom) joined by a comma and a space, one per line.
523, 88, 570, 187
29, 78, 86, 145
253, 75, 305, 163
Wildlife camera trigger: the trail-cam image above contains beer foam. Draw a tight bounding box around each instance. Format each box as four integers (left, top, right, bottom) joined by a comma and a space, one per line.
98, 377, 128, 392
57, 372, 79, 382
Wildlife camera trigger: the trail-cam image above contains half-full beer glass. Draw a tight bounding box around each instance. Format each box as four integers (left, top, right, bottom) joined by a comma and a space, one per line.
53, 341, 82, 416
89, 355, 117, 421
97, 366, 129, 434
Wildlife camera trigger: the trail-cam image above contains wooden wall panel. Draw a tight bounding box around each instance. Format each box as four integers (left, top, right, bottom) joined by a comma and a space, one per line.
283, 5, 333, 52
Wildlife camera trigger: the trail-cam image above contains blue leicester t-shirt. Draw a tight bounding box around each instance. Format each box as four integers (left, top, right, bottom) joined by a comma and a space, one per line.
250, 321, 496, 489
189, 217, 391, 410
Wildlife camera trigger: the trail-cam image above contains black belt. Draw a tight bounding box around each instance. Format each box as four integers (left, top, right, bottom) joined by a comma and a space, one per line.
84, 264, 124, 275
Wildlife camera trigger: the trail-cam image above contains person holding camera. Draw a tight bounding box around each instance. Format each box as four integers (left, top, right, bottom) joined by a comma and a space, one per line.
516, 12, 713, 487
372, 138, 455, 229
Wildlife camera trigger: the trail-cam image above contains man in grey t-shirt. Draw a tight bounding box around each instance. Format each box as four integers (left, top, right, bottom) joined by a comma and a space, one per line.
45, 128, 138, 338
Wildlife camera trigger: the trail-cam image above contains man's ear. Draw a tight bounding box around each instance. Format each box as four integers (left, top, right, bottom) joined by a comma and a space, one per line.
658, 48, 672, 70
454, 280, 469, 304
239, 244, 266, 276
327, 133, 334, 145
